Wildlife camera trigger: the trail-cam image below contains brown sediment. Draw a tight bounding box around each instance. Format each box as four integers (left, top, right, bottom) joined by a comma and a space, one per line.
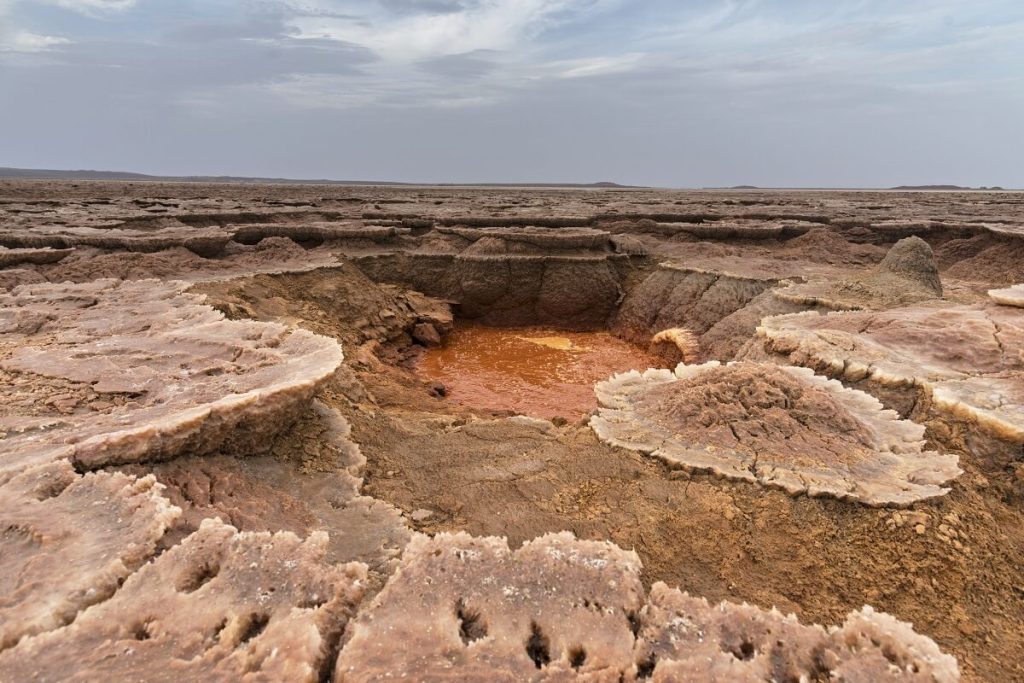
415, 324, 667, 420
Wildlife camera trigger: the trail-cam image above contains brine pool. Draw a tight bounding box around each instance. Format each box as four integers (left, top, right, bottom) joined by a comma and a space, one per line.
416, 325, 665, 420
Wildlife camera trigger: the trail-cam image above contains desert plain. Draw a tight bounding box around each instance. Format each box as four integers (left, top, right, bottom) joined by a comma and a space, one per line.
1, 180, 1022, 681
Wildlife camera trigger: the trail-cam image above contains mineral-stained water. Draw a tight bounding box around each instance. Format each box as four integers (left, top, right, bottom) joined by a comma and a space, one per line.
416, 324, 665, 420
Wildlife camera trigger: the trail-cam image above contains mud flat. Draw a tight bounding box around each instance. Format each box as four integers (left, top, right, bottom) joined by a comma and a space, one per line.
2, 180, 1023, 681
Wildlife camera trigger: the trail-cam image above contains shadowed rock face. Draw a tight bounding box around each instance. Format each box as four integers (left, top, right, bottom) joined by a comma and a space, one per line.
591, 362, 960, 506
0, 278, 343, 480
613, 263, 785, 360
775, 236, 943, 311
0, 462, 180, 650
0, 518, 367, 683
337, 532, 959, 682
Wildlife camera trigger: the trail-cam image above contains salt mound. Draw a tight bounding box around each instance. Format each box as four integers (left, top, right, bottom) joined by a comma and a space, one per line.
337, 532, 959, 681
775, 236, 942, 310
591, 362, 960, 505
758, 304, 1024, 443
0, 278, 343, 480
0, 518, 366, 682
0, 462, 180, 649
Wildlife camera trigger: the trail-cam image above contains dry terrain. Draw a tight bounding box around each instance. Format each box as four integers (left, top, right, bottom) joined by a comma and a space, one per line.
1, 180, 1022, 681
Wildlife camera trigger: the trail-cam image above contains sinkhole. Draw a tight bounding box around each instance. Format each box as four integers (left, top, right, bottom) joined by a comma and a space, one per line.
415, 323, 667, 421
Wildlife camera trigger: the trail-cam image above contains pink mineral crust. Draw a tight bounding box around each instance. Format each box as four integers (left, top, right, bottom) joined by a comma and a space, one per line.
121, 402, 412, 572
591, 362, 960, 506
637, 583, 959, 682
336, 533, 958, 681
758, 303, 1024, 443
336, 531, 647, 681
988, 284, 1024, 308
0, 278, 343, 480
0, 518, 367, 683
0, 461, 180, 649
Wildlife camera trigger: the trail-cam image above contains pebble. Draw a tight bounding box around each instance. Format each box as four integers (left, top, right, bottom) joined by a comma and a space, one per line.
411, 509, 434, 523
914, 524, 926, 535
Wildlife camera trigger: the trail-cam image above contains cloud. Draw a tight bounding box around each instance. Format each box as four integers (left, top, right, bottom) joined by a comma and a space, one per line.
44, 0, 137, 14
288, 0, 604, 62
0, 30, 70, 52
0, 0, 1021, 186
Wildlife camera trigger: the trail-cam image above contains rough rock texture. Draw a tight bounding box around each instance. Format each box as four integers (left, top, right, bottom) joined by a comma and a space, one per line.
336, 531, 647, 681
757, 305, 1024, 444
637, 583, 959, 682
354, 253, 623, 328
437, 226, 612, 253
232, 222, 400, 246
124, 401, 412, 574
7, 238, 340, 287
0, 462, 180, 649
0, 518, 367, 682
775, 236, 943, 310
0, 225, 231, 257
0, 246, 73, 267
591, 362, 960, 505
650, 327, 700, 365
988, 284, 1024, 308
0, 278, 343, 480
612, 263, 779, 358
337, 532, 958, 681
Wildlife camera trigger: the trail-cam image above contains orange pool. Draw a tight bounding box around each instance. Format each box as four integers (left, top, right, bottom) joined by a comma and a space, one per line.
416, 325, 664, 420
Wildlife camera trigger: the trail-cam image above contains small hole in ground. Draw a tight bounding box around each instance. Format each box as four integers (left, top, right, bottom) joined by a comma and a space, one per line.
725, 638, 756, 661
627, 610, 641, 637
238, 613, 270, 646
525, 621, 551, 669
131, 620, 153, 641
569, 646, 587, 669
637, 654, 657, 679
177, 561, 220, 593
456, 599, 488, 645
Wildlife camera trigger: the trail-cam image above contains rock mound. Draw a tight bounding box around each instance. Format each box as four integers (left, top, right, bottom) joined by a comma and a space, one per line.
591, 362, 960, 505
775, 236, 942, 310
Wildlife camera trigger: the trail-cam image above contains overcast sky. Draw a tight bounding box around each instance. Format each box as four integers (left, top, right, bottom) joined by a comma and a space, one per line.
1, 0, 1022, 187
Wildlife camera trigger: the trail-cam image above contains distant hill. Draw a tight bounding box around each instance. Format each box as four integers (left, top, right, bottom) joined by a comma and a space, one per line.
891, 184, 1006, 191
0, 167, 643, 189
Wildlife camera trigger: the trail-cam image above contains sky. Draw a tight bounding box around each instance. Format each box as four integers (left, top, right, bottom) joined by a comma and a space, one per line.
1, 0, 1022, 187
